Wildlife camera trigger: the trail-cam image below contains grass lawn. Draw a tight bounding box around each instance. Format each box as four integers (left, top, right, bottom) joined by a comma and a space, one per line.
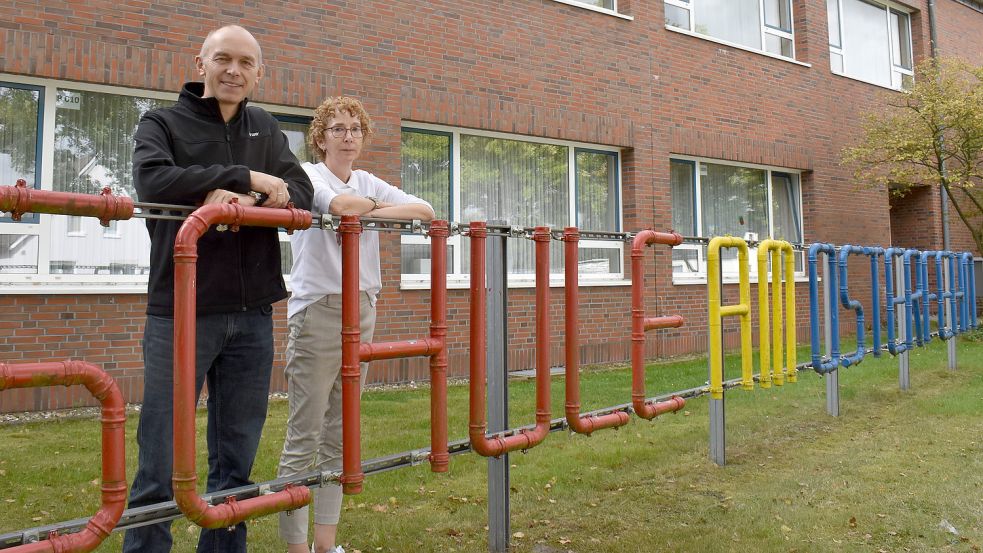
1, 337, 981, 552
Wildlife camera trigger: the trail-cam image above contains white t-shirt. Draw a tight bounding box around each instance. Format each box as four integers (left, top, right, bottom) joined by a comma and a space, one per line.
287, 162, 433, 318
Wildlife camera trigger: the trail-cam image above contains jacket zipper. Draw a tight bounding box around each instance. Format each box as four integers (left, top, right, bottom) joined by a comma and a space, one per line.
227, 122, 248, 312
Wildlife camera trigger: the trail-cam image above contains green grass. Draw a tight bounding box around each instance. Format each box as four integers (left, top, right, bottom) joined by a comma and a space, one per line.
1, 338, 982, 552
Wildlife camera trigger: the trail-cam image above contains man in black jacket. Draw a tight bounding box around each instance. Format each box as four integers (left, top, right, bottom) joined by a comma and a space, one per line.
123, 25, 313, 553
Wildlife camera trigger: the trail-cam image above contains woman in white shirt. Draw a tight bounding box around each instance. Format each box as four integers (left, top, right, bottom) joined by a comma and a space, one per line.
278, 97, 434, 553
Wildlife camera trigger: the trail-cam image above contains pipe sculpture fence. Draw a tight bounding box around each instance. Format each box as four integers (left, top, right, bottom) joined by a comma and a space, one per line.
1, 181, 980, 551
0, 361, 126, 553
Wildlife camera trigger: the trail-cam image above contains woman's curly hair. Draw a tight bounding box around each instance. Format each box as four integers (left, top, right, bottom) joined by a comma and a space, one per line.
307, 96, 374, 160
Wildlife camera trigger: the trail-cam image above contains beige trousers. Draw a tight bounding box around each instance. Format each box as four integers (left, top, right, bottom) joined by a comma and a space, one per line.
277, 293, 376, 544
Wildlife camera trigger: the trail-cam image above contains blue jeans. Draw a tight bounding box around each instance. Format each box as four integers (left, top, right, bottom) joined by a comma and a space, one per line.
123, 306, 275, 553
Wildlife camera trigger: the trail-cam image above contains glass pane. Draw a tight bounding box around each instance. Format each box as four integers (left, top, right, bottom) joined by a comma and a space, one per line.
278, 119, 317, 164
827, 0, 842, 47
400, 243, 454, 276
576, 150, 618, 231
50, 89, 165, 275
578, 244, 620, 274
670, 160, 695, 235
693, 0, 762, 50
280, 239, 293, 274
0, 85, 39, 189
890, 11, 912, 70
699, 162, 768, 240
54, 89, 171, 197
461, 135, 568, 276
765, 34, 794, 57
577, 0, 615, 8
770, 172, 802, 243
461, 135, 567, 226
0, 234, 39, 274
665, 4, 691, 29
401, 130, 451, 220
830, 51, 845, 73
841, 0, 891, 87
764, 0, 792, 32
672, 247, 700, 276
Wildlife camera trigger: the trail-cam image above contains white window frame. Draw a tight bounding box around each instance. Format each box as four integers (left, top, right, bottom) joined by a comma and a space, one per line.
400, 122, 627, 290
827, 0, 914, 91
0, 73, 311, 294
670, 155, 806, 285
664, 0, 809, 65
549, 0, 634, 20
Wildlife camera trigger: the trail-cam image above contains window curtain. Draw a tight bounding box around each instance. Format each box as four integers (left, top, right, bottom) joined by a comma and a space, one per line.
576, 150, 618, 231
693, 0, 762, 49
699, 162, 768, 239
48, 90, 168, 274
841, 0, 891, 87
671, 160, 696, 235
771, 172, 802, 243
401, 130, 451, 219
461, 135, 568, 275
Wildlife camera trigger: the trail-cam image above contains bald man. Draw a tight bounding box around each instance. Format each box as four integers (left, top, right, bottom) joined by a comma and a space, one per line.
124, 25, 313, 553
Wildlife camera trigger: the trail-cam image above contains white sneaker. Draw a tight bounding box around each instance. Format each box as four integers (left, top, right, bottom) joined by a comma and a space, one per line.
312, 546, 345, 553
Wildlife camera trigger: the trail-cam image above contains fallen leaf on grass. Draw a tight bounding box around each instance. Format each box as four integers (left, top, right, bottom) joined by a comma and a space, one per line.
849, 517, 857, 528
513, 532, 525, 539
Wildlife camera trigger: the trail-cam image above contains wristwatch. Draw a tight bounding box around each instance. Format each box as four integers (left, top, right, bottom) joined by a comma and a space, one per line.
366, 196, 379, 210
249, 191, 267, 204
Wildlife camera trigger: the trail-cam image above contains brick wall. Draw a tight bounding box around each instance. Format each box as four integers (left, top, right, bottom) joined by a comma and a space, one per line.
1, 0, 980, 412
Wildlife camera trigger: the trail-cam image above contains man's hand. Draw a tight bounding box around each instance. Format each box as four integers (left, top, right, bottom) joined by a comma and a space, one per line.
250, 170, 290, 208
204, 189, 257, 206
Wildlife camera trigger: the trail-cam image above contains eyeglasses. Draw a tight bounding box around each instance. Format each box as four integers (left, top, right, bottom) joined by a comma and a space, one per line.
327, 126, 364, 139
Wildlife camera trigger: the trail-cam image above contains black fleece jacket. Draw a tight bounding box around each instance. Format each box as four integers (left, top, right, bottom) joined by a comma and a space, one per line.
133, 82, 313, 315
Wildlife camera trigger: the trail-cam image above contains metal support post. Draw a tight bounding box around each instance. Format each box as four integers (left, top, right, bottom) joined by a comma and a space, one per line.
486, 223, 510, 553
896, 259, 910, 390
823, 251, 840, 417
944, 258, 957, 370
708, 259, 726, 466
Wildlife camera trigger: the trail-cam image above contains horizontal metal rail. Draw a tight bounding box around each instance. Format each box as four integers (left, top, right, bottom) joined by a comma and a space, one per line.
0, 339, 932, 550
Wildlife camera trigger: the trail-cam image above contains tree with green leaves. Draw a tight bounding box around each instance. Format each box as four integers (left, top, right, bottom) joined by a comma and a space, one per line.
843, 57, 983, 253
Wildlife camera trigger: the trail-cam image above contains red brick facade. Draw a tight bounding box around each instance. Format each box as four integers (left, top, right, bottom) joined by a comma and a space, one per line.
1, 1, 981, 412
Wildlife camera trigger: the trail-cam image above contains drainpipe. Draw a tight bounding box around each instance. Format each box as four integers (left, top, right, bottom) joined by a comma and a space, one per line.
172, 202, 312, 526
927, 0, 952, 254
630, 230, 686, 420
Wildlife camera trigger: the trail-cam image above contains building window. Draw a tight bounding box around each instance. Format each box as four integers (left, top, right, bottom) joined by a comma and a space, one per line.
664, 0, 795, 59
828, 0, 913, 89
670, 157, 803, 281
0, 83, 43, 224
0, 76, 313, 290
46, 88, 171, 277
400, 125, 623, 285
272, 114, 315, 276
574, 0, 615, 8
